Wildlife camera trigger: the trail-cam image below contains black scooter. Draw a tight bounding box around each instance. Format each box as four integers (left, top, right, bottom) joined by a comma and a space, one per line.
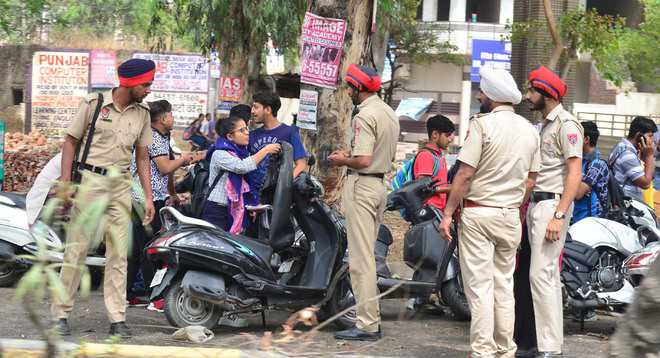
376, 177, 471, 320
145, 143, 356, 330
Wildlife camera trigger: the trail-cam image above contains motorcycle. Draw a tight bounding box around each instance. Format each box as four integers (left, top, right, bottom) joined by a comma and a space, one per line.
145, 143, 356, 330
376, 177, 470, 321
561, 198, 657, 321
623, 225, 660, 287
0, 191, 105, 287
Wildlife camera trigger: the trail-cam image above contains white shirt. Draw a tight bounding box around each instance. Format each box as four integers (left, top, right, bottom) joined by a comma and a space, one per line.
26, 152, 62, 225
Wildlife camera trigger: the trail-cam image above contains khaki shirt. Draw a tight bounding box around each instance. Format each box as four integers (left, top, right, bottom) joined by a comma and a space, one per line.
350, 95, 400, 174
533, 103, 584, 194
67, 90, 152, 169
458, 106, 541, 208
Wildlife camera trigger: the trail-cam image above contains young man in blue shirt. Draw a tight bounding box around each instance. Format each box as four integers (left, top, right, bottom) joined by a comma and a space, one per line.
249, 92, 308, 194
572, 121, 609, 223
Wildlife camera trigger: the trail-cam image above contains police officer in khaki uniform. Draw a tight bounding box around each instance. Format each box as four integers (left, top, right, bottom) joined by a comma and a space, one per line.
52, 59, 157, 338
329, 64, 399, 341
440, 67, 541, 358
524, 66, 583, 358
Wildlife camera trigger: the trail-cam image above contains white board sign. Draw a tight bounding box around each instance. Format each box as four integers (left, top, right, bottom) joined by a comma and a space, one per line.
30, 51, 90, 137
145, 91, 208, 128
298, 89, 318, 130
133, 53, 209, 93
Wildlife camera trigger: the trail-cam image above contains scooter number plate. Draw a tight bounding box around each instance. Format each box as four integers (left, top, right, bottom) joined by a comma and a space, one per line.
150, 268, 167, 288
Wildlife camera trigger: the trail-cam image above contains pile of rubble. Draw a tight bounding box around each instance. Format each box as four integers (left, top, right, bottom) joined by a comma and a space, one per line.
3, 132, 60, 192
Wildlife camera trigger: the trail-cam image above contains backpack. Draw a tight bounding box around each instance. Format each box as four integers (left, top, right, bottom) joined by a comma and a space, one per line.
606, 146, 628, 211
391, 148, 442, 191
189, 159, 224, 218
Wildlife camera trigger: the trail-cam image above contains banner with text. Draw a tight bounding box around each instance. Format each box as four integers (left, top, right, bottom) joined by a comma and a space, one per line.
300, 12, 346, 89
297, 89, 318, 130
218, 77, 243, 112
30, 51, 90, 137
90, 50, 118, 88
133, 53, 209, 92
145, 91, 208, 128
470, 39, 512, 82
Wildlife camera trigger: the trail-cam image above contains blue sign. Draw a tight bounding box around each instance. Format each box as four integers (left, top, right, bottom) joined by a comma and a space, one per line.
471, 39, 512, 82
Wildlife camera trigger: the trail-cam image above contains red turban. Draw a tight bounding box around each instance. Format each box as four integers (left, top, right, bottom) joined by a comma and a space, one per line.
528, 66, 567, 100
344, 64, 381, 92
118, 59, 156, 88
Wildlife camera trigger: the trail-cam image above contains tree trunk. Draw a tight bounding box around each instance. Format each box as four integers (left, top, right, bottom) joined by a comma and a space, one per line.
299, 0, 373, 204
219, 47, 262, 104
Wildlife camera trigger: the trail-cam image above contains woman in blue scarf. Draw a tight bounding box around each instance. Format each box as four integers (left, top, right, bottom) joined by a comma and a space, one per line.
203, 117, 280, 233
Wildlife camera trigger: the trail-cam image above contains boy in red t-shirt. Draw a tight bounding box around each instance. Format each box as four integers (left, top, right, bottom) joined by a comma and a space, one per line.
413, 114, 455, 211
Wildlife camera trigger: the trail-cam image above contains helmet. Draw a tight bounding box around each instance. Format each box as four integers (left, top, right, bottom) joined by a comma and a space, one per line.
344, 64, 381, 92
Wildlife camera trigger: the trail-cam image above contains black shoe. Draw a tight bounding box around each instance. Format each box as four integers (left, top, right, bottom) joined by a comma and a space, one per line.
54, 318, 71, 336
109, 322, 132, 338
334, 326, 382, 341
515, 347, 538, 358
535, 352, 563, 358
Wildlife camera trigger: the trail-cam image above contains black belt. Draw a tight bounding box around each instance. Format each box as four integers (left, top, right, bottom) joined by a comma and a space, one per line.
76, 163, 108, 176
531, 191, 561, 203
348, 170, 384, 179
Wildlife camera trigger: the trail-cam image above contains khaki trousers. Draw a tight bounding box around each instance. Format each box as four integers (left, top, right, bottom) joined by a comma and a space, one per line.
51, 170, 132, 323
459, 206, 521, 358
342, 174, 386, 333
526, 199, 572, 352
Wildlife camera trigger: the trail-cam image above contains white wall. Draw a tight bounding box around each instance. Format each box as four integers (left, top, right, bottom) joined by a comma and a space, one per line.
499, 0, 514, 24
402, 62, 463, 93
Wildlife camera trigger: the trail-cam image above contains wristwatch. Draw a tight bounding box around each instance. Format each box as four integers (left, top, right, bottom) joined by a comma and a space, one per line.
554, 211, 565, 220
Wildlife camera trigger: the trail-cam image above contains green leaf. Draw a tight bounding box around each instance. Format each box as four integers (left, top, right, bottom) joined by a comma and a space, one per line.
46, 267, 68, 303
15, 265, 44, 302
80, 268, 92, 299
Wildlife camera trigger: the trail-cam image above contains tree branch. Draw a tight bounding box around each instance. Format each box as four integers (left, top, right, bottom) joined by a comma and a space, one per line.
543, 0, 564, 70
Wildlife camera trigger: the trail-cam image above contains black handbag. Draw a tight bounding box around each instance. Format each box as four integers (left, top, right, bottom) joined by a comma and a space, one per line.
71, 93, 104, 183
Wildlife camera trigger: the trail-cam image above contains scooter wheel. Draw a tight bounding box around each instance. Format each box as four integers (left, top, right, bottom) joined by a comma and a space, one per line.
440, 277, 471, 321
323, 276, 357, 330
0, 261, 20, 287
164, 279, 223, 329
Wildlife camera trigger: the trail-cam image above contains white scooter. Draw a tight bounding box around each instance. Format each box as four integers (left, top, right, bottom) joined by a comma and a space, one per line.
564, 198, 658, 314
0, 191, 105, 287
623, 225, 660, 287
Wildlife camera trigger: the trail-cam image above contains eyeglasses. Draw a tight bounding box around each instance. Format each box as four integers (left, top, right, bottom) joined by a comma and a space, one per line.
232, 126, 250, 134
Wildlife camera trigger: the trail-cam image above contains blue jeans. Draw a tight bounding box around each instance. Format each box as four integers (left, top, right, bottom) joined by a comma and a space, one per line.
654, 168, 660, 190
202, 201, 230, 230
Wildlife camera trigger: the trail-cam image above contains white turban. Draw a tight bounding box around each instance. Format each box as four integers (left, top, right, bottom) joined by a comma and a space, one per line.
479, 67, 522, 105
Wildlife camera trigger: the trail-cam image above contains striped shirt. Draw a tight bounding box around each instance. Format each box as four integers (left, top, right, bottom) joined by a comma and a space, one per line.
207, 150, 257, 205
609, 139, 644, 201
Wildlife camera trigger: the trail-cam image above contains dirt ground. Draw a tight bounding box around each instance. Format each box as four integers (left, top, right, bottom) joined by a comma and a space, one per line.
0, 287, 615, 357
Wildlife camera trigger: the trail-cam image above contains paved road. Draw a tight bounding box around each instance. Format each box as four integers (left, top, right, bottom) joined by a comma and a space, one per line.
0, 286, 616, 357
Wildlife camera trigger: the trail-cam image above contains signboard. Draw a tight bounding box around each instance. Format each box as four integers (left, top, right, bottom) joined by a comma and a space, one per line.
300, 12, 347, 89
30, 51, 90, 137
218, 77, 244, 102
145, 91, 208, 128
395, 98, 433, 121
90, 50, 118, 88
471, 39, 512, 82
218, 101, 239, 112
297, 89, 318, 130
133, 53, 209, 92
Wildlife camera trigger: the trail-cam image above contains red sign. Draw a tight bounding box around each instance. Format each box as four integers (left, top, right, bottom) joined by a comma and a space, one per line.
90, 50, 118, 88
300, 12, 347, 89
218, 77, 244, 102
